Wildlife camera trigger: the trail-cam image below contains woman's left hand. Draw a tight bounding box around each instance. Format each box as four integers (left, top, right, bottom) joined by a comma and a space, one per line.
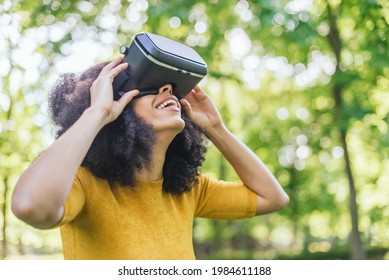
180, 86, 223, 135
181, 87, 289, 215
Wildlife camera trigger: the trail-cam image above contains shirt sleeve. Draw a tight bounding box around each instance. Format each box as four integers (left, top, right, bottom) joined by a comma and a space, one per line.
194, 174, 258, 219
53, 169, 86, 227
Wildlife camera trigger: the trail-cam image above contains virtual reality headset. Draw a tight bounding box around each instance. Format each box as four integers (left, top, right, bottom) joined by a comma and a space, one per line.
113, 32, 208, 99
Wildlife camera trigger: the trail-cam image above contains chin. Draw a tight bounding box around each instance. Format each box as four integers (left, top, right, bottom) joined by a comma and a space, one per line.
154, 118, 185, 134
172, 118, 186, 133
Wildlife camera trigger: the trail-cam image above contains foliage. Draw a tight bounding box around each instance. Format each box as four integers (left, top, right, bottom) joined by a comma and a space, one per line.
1, 0, 388, 259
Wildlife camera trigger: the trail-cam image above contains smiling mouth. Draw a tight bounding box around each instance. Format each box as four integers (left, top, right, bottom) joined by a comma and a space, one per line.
156, 99, 181, 109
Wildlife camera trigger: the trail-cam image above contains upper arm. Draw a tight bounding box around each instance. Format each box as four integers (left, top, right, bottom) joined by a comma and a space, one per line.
50, 178, 86, 228
255, 192, 289, 215
194, 174, 258, 219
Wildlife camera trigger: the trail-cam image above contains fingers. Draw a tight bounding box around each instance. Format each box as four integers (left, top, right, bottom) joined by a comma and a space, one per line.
110, 62, 128, 81
187, 86, 208, 100
100, 57, 128, 79
118, 89, 139, 108
180, 99, 192, 115
103, 57, 123, 72
192, 85, 203, 93
99, 57, 119, 75
186, 88, 197, 97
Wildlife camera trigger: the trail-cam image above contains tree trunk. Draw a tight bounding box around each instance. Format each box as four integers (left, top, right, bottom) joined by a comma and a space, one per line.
326, 2, 366, 259
1, 176, 8, 259
211, 153, 228, 254
1, 48, 12, 260
288, 168, 300, 250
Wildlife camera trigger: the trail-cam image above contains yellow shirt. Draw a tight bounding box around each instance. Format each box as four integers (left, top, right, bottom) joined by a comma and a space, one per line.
57, 167, 257, 260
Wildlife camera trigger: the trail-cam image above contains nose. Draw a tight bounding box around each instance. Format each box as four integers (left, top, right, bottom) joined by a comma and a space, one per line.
158, 84, 173, 95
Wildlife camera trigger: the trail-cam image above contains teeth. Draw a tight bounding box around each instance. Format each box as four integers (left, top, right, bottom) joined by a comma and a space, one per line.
157, 99, 179, 109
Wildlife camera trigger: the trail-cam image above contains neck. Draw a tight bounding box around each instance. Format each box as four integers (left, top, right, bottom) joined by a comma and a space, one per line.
133, 131, 176, 182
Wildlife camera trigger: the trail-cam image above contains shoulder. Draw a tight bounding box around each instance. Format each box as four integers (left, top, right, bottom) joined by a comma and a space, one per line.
76, 166, 107, 187
74, 166, 110, 202
192, 173, 258, 219
194, 173, 233, 189
190, 173, 231, 199
76, 166, 95, 181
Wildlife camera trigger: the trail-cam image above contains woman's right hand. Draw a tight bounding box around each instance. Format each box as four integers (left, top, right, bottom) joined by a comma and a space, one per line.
12, 57, 139, 229
89, 57, 139, 125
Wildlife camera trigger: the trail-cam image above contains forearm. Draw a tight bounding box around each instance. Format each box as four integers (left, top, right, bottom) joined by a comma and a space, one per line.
12, 107, 107, 228
205, 124, 289, 214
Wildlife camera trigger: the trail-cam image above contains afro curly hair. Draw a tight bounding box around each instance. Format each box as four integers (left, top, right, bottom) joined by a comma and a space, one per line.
48, 62, 208, 195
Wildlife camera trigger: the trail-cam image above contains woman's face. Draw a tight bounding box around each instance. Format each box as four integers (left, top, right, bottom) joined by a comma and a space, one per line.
131, 84, 185, 134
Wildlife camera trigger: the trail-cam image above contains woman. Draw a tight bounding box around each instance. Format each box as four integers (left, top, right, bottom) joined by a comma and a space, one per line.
12, 57, 289, 259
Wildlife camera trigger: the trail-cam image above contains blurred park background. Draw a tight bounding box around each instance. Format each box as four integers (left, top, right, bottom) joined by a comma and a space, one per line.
1, 0, 389, 260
